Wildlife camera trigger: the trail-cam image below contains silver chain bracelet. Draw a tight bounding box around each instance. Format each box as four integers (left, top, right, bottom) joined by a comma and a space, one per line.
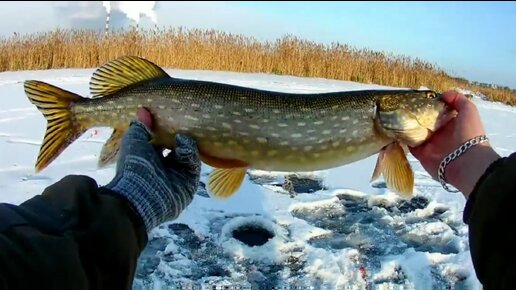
437, 135, 489, 192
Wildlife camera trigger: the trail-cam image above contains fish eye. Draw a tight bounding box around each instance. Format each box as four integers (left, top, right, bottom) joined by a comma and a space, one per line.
426, 92, 436, 98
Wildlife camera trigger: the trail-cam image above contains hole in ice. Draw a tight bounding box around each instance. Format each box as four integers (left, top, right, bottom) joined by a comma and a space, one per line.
231, 224, 274, 247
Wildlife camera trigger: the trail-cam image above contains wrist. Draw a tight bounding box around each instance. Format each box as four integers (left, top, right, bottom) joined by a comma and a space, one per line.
445, 143, 500, 198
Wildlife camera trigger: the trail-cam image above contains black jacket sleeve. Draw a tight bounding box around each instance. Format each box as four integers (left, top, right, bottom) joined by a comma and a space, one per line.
0, 175, 148, 290
463, 152, 516, 290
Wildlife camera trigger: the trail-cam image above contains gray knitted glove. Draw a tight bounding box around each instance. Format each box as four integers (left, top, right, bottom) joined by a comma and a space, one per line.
104, 121, 200, 231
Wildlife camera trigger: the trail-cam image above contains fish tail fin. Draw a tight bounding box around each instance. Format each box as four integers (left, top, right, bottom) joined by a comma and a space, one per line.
24, 80, 88, 172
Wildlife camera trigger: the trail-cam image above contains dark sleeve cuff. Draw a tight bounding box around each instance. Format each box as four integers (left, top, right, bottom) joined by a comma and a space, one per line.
99, 187, 148, 241
463, 155, 507, 224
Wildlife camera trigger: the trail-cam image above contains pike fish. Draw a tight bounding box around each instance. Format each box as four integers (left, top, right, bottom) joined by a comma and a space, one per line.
24, 56, 455, 199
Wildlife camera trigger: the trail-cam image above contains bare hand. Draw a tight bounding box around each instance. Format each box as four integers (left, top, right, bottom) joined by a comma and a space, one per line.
409, 91, 500, 197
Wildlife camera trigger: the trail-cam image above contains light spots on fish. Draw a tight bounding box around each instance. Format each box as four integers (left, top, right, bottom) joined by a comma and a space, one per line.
353, 120, 359, 124
232, 112, 241, 116
331, 105, 339, 109
147, 98, 153, 103
158, 105, 166, 110
271, 133, 280, 138
256, 137, 268, 143
307, 129, 316, 133
107, 101, 115, 105
96, 105, 103, 110
308, 136, 318, 141
167, 116, 174, 121
207, 127, 217, 131
321, 145, 328, 150
280, 141, 289, 146
339, 129, 347, 134
314, 121, 324, 125
304, 145, 313, 151
291, 133, 303, 138
333, 124, 340, 128
273, 109, 281, 114
278, 123, 288, 127
222, 122, 232, 129
126, 98, 133, 102
332, 141, 340, 148
214, 105, 223, 109
346, 137, 352, 143
244, 108, 254, 113
195, 132, 205, 138
262, 119, 269, 123
238, 132, 250, 136
191, 103, 200, 108
234, 119, 242, 124
331, 116, 338, 120
342, 116, 350, 121
185, 115, 198, 121
322, 130, 331, 135
313, 153, 321, 158
172, 99, 180, 104
111, 112, 118, 117
298, 122, 306, 127
202, 114, 211, 119
249, 124, 260, 129
352, 130, 358, 136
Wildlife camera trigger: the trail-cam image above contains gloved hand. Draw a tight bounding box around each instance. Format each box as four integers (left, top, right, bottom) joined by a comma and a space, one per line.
104, 108, 201, 231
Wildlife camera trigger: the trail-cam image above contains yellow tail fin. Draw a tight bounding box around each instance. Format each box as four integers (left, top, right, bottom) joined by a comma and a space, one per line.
24, 80, 87, 172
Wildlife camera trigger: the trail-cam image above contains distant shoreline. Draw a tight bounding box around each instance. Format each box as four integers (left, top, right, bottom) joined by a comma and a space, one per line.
1, 27, 513, 105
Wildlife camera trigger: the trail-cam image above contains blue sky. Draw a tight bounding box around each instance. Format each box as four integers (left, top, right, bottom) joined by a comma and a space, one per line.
0, 1, 515, 88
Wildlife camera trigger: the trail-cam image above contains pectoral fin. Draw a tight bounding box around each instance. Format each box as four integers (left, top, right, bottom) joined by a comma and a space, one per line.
371, 150, 385, 181
98, 128, 125, 167
208, 168, 247, 199
372, 142, 414, 197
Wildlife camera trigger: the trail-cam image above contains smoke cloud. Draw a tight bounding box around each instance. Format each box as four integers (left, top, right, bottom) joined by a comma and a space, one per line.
52, 1, 158, 31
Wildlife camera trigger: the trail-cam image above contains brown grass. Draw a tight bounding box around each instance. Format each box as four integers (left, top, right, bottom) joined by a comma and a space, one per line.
0, 28, 514, 105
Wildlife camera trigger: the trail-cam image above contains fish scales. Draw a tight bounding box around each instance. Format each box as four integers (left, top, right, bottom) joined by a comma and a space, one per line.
75, 80, 393, 171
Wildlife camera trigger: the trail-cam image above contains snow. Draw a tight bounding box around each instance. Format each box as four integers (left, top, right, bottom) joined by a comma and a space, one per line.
1, 67, 512, 289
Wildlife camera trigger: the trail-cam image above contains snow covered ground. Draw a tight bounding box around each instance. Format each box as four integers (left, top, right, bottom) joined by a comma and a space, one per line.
1, 68, 514, 289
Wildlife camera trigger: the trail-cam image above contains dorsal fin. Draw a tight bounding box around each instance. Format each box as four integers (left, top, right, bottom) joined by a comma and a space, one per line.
89, 56, 170, 97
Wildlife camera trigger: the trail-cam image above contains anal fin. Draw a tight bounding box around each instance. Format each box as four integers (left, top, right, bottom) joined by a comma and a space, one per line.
98, 128, 126, 167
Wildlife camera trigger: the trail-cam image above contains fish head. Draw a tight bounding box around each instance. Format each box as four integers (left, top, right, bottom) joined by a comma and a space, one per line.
375, 90, 457, 147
